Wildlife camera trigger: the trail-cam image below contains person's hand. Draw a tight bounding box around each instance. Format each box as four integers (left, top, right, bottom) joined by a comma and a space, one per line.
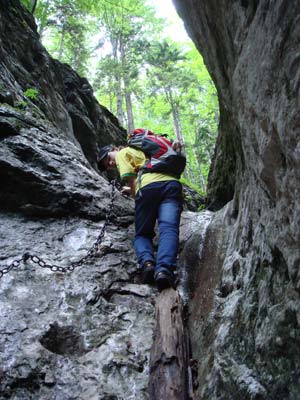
121, 186, 132, 196
121, 177, 136, 198
172, 140, 182, 153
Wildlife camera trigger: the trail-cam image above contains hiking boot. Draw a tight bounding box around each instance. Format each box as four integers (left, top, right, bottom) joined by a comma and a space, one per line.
155, 271, 175, 292
140, 261, 155, 284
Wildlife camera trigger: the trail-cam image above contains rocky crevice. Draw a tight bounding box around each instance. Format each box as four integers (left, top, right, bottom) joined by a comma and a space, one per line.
174, 0, 300, 399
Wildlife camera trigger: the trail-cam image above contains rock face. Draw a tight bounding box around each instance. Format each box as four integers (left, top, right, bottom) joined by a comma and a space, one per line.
1, 0, 300, 399
0, 213, 155, 399
0, 0, 127, 219
0, 3, 203, 399
0, 2, 153, 399
174, 0, 300, 399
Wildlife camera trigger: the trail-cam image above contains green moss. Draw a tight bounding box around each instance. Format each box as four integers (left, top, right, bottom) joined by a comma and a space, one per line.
24, 88, 39, 100
15, 100, 28, 110
180, 176, 205, 196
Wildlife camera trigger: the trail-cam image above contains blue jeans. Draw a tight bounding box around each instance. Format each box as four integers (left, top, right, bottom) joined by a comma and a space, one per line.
134, 180, 183, 278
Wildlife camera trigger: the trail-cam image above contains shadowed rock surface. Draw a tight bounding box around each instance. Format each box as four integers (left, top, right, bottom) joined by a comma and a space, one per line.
174, 0, 300, 399
0, 2, 203, 399
0, 0, 128, 219
0, 1, 151, 399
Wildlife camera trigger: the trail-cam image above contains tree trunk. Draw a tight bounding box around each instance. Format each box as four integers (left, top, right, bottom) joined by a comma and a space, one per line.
120, 39, 134, 132
73, 47, 80, 72
164, 88, 189, 178
58, 23, 66, 61
111, 37, 124, 126
109, 90, 113, 114
31, 0, 38, 14
124, 91, 134, 133
192, 144, 206, 191
188, 166, 195, 183
37, 0, 50, 38
165, 88, 184, 144
149, 288, 193, 399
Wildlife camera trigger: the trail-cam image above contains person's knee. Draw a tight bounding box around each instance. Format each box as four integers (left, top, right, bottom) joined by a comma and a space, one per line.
158, 220, 179, 234
135, 231, 155, 240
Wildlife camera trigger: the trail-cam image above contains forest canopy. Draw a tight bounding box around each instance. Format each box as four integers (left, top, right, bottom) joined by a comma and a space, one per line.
21, 0, 219, 192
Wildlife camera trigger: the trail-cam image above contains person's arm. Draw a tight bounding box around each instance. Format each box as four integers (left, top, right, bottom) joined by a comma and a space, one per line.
121, 176, 136, 198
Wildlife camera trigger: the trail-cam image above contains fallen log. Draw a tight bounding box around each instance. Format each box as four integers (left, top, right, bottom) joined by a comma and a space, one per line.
149, 288, 192, 399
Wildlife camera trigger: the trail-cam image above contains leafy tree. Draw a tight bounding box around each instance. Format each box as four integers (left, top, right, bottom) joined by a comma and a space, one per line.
24, 0, 96, 75
145, 40, 191, 142
20, 0, 219, 191
93, 55, 118, 115
20, 0, 37, 13
93, 0, 161, 132
129, 40, 218, 191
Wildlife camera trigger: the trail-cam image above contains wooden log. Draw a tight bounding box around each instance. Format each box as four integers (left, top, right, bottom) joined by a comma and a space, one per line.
149, 288, 190, 400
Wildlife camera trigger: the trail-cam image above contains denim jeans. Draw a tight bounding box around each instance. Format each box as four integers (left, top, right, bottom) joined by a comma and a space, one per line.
134, 180, 183, 278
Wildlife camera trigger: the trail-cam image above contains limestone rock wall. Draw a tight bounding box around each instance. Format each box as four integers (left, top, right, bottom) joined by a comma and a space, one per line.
0, 2, 153, 399
0, 213, 155, 399
0, 0, 127, 220
174, 0, 300, 399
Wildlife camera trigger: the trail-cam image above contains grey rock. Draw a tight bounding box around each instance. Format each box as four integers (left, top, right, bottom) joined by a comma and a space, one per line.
0, 0, 130, 220
0, 213, 155, 400
0, 2, 152, 399
182, 185, 205, 211
174, 1, 300, 399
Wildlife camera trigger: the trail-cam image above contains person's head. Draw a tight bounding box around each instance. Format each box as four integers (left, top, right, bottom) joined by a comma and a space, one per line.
97, 145, 120, 171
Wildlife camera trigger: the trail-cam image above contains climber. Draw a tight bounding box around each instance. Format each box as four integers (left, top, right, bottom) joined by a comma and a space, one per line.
97, 136, 184, 292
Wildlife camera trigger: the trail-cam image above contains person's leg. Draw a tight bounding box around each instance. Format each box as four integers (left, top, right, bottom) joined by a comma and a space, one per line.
134, 187, 159, 267
155, 181, 183, 285
156, 202, 182, 274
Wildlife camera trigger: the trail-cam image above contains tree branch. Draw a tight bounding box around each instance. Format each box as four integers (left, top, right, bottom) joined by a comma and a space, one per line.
31, 0, 38, 14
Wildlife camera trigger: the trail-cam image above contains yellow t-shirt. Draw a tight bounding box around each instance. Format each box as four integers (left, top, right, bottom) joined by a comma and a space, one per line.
115, 147, 178, 192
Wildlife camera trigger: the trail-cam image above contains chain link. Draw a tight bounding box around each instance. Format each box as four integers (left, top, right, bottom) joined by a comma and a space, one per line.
0, 180, 117, 279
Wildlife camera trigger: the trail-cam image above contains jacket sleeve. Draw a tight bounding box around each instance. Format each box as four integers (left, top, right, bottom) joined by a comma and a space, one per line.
116, 148, 145, 180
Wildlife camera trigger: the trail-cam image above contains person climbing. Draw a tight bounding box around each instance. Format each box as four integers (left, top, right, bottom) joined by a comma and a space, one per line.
97, 129, 185, 292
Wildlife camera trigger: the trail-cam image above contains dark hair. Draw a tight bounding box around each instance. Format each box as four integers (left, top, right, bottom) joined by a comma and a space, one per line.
97, 145, 112, 171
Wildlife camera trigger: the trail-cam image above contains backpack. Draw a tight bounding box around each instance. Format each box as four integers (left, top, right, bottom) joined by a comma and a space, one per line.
127, 128, 186, 178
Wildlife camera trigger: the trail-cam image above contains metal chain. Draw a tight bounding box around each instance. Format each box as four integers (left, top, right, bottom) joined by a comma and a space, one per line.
0, 180, 117, 280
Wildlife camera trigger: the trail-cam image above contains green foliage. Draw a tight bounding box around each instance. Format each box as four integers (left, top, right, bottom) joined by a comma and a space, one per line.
131, 39, 218, 191
198, 204, 206, 211
14, 88, 39, 110
27, 0, 218, 191
180, 177, 205, 196
29, 0, 98, 76
15, 100, 28, 110
20, 0, 33, 12
24, 88, 39, 100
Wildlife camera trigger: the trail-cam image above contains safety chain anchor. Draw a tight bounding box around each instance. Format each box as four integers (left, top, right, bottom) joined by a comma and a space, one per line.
0, 180, 117, 280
